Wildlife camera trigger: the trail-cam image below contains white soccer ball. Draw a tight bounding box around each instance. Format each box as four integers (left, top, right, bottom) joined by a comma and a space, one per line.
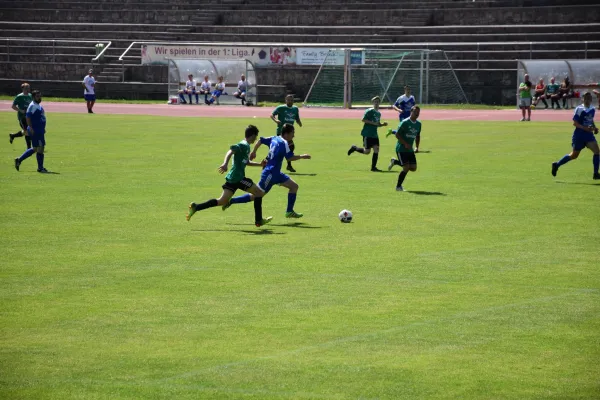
338, 209, 353, 223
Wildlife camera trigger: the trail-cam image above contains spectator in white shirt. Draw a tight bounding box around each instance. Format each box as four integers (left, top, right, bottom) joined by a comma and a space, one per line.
179, 74, 198, 104
82, 69, 96, 114
234, 74, 249, 105
199, 75, 212, 104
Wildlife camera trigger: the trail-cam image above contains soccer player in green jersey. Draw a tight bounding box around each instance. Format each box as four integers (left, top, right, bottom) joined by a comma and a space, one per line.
271, 94, 302, 172
9, 83, 33, 149
388, 106, 421, 191
347, 96, 388, 171
186, 125, 272, 227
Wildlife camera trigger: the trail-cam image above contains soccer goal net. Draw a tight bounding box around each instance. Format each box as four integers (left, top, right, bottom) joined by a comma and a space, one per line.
303, 49, 468, 108
167, 58, 257, 105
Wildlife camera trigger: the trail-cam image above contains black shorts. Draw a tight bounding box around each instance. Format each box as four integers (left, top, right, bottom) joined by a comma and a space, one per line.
363, 136, 379, 149
397, 151, 417, 166
18, 115, 27, 131
222, 177, 254, 193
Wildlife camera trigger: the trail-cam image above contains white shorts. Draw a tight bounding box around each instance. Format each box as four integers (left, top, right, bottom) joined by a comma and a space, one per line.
519, 98, 532, 108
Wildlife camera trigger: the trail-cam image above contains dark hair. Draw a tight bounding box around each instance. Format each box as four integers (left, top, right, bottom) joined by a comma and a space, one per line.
245, 124, 259, 138
281, 123, 295, 135
31, 90, 41, 97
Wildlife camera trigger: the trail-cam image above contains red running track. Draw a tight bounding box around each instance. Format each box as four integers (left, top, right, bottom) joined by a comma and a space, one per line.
0, 100, 573, 122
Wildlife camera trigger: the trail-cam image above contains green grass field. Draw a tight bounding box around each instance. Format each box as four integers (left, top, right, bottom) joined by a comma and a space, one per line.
1, 112, 599, 399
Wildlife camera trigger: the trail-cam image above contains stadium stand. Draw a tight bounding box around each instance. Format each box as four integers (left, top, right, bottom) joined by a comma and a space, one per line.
0, 0, 599, 104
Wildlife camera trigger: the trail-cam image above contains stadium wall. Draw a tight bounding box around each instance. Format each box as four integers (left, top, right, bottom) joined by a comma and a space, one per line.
0, 63, 517, 105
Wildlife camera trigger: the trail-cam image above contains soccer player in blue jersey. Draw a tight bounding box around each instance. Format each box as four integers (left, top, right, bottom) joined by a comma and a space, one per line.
225, 123, 311, 222
14, 90, 48, 173
551, 92, 599, 180
387, 86, 421, 152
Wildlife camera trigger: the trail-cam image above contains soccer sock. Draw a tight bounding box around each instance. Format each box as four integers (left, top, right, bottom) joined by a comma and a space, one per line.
253, 197, 263, 223
393, 159, 401, 166
286, 193, 297, 213
230, 193, 252, 204
356, 147, 365, 154
195, 199, 218, 211
556, 154, 572, 167
36, 152, 44, 170
593, 154, 599, 174
25, 136, 32, 149
18, 148, 34, 162
12, 131, 24, 138
371, 153, 379, 169
397, 170, 408, 187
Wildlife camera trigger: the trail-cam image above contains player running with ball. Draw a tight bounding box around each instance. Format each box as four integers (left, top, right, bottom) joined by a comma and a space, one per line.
225, 123, 311, 222
347, 96, 388, 171
186, 125, 272, 227
388, 106, 421, 191
551, 92, 600, 180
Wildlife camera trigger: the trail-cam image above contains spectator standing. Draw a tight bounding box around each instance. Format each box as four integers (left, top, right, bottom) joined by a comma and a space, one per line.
518, 74, 533, 121
82, 69, 96, 114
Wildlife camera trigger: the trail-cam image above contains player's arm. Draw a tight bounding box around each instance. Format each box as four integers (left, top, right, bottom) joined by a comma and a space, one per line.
82, 79, 88, 92
218, 149, 234, 174
361, 118, 386, 127
11, 103, 20, 113
270, 111, 280, 125
287, 153, 311, 161
296, 114, 302, 127
573, 120, 595, 133
395, 128, 411, 149
247, 160, 265, 167
250, 137, 271, 160
26, 114, 34, 135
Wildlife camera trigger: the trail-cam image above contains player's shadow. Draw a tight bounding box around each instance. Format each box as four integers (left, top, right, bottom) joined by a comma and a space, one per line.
270, 222, 323, 229
192, 228, 285, 235
288, 173, 317, 176
407, 190, 446, 196
555, 181, 600, 186
416, 150, 431, 154
25, 171, 61, 175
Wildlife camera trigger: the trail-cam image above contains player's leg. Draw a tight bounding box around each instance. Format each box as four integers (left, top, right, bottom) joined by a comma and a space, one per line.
541, 95, 549, 108
280, 177, 303, 218
187, 187, 235, 221
526, 103, 531, 121
586, 141, 600, 179
552, 141, 581, 176
10, 117, 27, 144
415, 134, 421, 153
245, 184, 271, 226
520, 101, 526, 121
286, 140, 296, 172
348, 137, 371, 156
35, 142, 47, 172
178, 90, 187, 104
14, 143, 35, 171
370, 141, 380, 171
89, 98, 95, 113
194, 90, 199, 104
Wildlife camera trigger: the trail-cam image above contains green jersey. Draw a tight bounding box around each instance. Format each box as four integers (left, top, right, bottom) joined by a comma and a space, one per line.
225, 140, 251, 183
546, 83, 560, 95
519, 82, 532, 98
361, 108, 381, 138
12, 92, 32, 120
395, 118, 421, 153
272, 105, 300, 134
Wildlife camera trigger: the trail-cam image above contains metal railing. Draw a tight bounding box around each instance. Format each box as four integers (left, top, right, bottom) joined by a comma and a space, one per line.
3, 38, 111, 63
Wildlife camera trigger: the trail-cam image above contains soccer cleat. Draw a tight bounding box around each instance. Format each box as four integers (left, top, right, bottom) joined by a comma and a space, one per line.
347, 145, 356, 156
14, 158, 20, 171
526, 118, 531, 121
520, 118, 525, 122
396, 186, 404, 191
285, 211, 303, 219
9, 134, 14, 144
186, 203, 197, 221
371, 167, 382, 172
286, 164, 297, 173
255, 216, 273, 227
221, 200, 231, 211
388, 158, 395, 171
386, 128, 394, 138
37, 168, 49, 173
593, 173, 600, 180
551, 162, 558, 177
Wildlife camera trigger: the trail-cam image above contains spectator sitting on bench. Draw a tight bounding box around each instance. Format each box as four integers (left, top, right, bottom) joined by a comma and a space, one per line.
532, 78, 548, 109
545, 77, 561, 109
206, 76, 225, 105
199, 75, 211, 104
233, 74, 248, 105
179, 74, 198, 104
559, 76, 574, 109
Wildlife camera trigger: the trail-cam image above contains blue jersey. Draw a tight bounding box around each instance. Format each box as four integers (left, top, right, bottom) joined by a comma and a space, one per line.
573, 105, 595, 135
394, 94, 416, 119
26, 101, 46, 135
261, 136, 294, 172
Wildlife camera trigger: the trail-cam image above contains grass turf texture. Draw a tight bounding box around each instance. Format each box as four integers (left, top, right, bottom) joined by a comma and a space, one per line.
1, 112, 599, 399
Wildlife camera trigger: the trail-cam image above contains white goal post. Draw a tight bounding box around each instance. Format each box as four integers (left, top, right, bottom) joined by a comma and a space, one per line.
303, 49, 468, 108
